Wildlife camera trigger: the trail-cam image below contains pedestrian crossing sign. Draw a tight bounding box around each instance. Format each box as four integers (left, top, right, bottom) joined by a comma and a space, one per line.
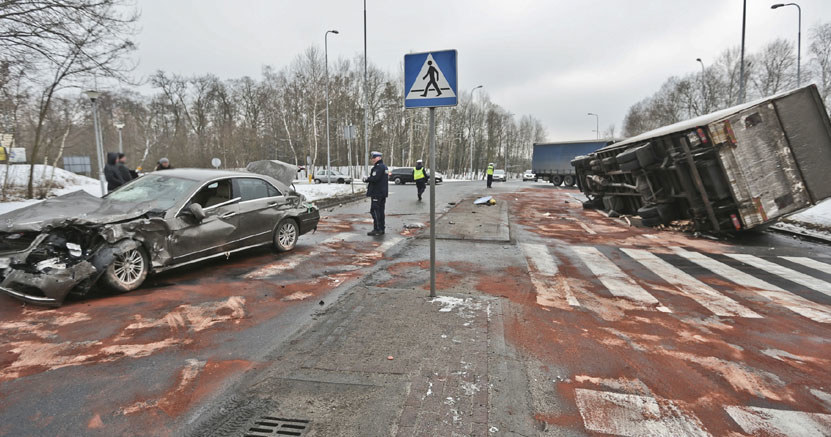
404, 49, 458, 108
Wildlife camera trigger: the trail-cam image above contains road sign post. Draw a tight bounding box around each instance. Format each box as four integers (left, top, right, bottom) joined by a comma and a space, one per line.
404, 49, 457, 299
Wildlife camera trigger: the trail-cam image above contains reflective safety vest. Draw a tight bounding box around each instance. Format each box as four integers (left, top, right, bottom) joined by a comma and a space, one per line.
487, 165, 494, 175
413, 167, 426, 180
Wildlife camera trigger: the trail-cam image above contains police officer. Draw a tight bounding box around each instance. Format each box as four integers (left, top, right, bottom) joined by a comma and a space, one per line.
413, 159, 428, 201
486, 162, 495, 188
363, 151, 389, 236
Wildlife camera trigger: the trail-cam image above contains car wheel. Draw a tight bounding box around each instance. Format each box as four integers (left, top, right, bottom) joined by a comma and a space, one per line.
337, 178, 345, 184
314, 179, 321, 184
101, 245, 149, 293
273, 219, 299, 252
395, 177, 403, 185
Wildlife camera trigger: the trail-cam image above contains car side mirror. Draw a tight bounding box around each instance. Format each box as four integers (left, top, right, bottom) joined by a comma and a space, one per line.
189, 203, 206, 222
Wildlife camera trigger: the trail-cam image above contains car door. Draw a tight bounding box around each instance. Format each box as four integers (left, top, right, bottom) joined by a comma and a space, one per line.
232, 177, 286, 246
168, 178, 242, 264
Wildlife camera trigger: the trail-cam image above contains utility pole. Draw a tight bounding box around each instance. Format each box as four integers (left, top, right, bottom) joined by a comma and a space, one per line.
363, 0, 369, 178
469, 85, 482, 180
588, 113, 599, 139
324, 29, 339, 184
84, 90, 106, 195
739, 0, 747, 103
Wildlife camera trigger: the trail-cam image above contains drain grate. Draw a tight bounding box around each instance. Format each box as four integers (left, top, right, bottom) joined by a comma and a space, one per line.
243, 416, 310, 437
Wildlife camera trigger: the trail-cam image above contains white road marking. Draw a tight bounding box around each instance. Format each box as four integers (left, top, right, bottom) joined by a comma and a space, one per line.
780, 256, 831, 276
376, 236, 404, 255
572, 246, 670, 312
564, 217, 597, 234
727, 254, 831, 297
521, 243, 580, 307
622, 248, 761, 318
244, 233, 360, 279
673, 248, 831, 323
725, 405, 831, 437
575, 388, 710, 437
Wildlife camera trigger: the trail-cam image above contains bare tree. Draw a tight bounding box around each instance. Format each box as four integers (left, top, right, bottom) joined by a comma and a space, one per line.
809, 22, 831, 112
0, 0, 138, 198
751, 38, 796, 98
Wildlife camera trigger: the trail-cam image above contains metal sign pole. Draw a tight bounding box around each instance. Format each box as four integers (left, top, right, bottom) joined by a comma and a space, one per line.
429, 106, 437, 298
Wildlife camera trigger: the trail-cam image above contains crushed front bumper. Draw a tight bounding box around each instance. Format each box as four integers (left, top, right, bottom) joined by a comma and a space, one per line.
0, 261, 97, 306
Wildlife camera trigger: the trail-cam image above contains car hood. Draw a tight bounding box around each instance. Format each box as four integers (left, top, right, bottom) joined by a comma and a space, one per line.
0, 190, 159, 233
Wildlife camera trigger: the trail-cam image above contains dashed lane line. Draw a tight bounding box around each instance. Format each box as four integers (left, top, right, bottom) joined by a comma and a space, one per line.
673, 247, 831, 323
622, 248, 761, 318
572, 246, 671, 312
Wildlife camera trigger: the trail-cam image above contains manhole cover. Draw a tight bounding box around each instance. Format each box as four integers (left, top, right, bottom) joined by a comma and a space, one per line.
244, 416, 310, 436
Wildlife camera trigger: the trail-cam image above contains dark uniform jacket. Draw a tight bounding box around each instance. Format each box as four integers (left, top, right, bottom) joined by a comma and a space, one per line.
104, 152, 126, 191
366, 160, 389, 198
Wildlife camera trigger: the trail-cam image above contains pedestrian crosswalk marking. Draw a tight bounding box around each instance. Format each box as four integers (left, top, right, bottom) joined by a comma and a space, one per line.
672, 247, 831, 323
522, 243, 580, 307
572, 246, 671, 312
725, 405, 831, 437
727, 254, 831, 297
622, 248, 761, 318
575, 388, 710, 436
780, 256, 831, 276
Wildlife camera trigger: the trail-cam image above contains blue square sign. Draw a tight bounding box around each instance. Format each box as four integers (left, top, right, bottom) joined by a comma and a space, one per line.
404, 50, 458, 108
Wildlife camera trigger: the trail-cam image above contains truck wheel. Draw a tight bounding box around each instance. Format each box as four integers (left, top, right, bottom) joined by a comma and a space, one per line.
616, 148, 641, 172
635, 143, 657, 168
101, 245, 149, 293
637, 204, 676, 225
552, 175, 564, 186
564, 175, 576, 186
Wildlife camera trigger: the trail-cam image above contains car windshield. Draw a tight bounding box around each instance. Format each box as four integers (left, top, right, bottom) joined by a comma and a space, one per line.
106, 174, 200, 211
494, 170, 505, 175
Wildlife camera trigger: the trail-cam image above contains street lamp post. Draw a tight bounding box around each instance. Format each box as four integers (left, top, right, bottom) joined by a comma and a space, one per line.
772, 3, 801, 87
84, 90, 107, 195
739, 0, 747, 103
363, 0, 369, 178
469, 85, 483, 180
587, 113, 599, 139
325, 29, 339, 184
696, 58, 706, 111
114, 122, 125, 154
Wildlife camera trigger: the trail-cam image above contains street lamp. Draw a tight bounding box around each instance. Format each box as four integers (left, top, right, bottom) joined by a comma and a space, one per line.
325, 29, 339, 184
696, 58, 706, 110
84, 90, 106, 195
771, 3, 801, 87
469, 85, 483, 180
739, 0, 747, 103
587, 112, 599, 139
114, 121, 125, 154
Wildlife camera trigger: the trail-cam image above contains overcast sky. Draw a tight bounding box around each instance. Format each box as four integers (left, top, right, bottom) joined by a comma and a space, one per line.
134, 0, 831, 141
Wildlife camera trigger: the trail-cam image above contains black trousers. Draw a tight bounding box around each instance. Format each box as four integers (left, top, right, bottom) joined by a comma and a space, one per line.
415, 180, 426, 198
487, 175, 493, 188
370, 197, 386, 231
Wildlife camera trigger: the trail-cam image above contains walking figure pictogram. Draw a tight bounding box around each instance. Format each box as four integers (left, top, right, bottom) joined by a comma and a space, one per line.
420, 61, 442, 97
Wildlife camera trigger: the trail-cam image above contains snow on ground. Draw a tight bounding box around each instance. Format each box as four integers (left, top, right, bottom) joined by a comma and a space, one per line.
292, 180, 365, 202
785, 199, 831, 229
0, 164, 102, 215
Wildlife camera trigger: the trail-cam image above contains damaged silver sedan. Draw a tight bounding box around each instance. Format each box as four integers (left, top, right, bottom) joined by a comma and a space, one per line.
0, 168, 319, 306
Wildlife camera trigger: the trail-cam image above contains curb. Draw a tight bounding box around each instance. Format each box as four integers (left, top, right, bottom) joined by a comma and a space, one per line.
313, 191, 367, 210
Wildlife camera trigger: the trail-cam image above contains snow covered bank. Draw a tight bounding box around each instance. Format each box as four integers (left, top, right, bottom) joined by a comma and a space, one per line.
0, 165, 102, 215
784, 199, 831, 230
292, 181, 365, 202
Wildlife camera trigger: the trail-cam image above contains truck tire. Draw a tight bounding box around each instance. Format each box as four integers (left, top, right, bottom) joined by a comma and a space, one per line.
637, 204, 676, 226
616, 148, 641, 172
635, 143, 658, 168
564, 174, 576, 186
552, 175, 564, 186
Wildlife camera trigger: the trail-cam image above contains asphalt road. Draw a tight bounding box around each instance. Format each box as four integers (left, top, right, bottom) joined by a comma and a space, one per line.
1, 179, 829, 436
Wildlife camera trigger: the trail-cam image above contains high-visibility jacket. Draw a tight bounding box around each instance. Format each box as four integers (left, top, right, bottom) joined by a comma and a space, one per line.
413, 167, 426, 181
487, 165, 494, 175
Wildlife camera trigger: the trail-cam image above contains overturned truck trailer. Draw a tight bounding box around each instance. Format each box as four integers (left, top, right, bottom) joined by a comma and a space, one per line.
572, 85, 831, 232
